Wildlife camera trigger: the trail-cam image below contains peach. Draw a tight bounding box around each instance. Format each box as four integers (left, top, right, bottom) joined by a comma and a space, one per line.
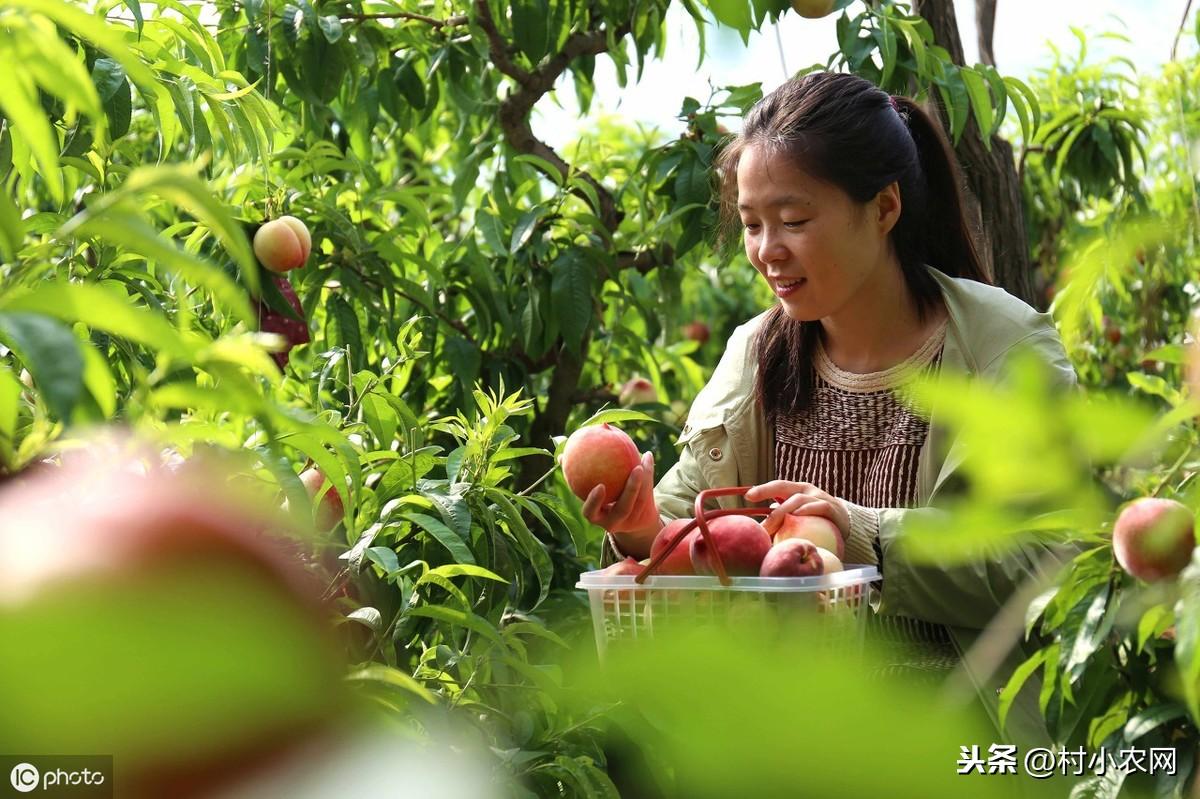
814, 546, 843, 573
790, 0, 835, 18
760, 538, 823, 577
650, 518, 700, 575
600, 556, 645, 606
1113, 497, 1195, 582
618, 377, 658, 407
561, 423, 641, 504
253, 216, 310, 272
690, 516, 772, 577
681, 321, 710, 346
299, 468, 345, 532
773, 513, 844, 560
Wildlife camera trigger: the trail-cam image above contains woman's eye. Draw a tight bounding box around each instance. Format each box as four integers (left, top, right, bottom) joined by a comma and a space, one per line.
784, 220, 808, 228
742, 223, 760, 232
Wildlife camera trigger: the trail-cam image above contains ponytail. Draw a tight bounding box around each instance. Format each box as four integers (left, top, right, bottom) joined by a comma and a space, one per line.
891, 96, 991, 286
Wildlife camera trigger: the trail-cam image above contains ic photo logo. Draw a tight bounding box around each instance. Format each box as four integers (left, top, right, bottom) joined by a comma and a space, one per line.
10, 763, 39, 793
3, 757, 109, 796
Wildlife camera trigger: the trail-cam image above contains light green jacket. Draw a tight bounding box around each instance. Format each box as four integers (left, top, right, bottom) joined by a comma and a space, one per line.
654, 266, 1080, 748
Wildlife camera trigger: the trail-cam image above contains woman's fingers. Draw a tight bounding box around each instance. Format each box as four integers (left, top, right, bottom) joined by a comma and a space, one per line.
582, 483, 607, 522
604, 463, 645, 524
745, 480, 814, 503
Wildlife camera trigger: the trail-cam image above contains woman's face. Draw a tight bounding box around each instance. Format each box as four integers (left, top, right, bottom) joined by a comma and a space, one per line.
736, 144, 896, 322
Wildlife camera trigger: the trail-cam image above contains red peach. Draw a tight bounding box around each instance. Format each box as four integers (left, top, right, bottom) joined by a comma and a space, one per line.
1113, 498, 1195, 582
690, 516, 772, 577
650, 518, 700, 575
561, 423, 641, 504
299, 468, 345, 532
772, 513, 844, 560
618, 377, 658, 407
759, 538, 824, 577
254, 217, 310, 272
681, 322, 710, 346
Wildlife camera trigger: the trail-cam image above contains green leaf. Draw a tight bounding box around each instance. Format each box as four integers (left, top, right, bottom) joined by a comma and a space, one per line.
345, 664, 436, 704
708, 0, 753, 43
57, 163, 259, 298
1123, 703, 1187, 743
510, 207, 545, 252
65, 210, 254, 325
425, 563, 509, 583
0, 188, 22, 262
550, 250, 594, 355
79, 343, 116, 419
513, 154, 565, 187
511, 0, 550, 63
327, 296, 363, 360
673, 156, 710, 206
0, 312, 83, 420
123, 0, 144, 36
316, 14, 343, 43
1137, 604, 1174, 653
936, 71, 971, 145
998, 648, 1045, 734
402, 512, 476, 565
406, 604, 507, 650
0, 50, 63, 202
959, 67, 994, 145
0, 282, 193, 359
488, 489, 553, 608
0, 365, 20, 467
1063, 583, 1113, 684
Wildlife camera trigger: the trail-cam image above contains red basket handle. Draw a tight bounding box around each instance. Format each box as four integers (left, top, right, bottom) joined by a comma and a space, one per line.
636, 486, 767, 587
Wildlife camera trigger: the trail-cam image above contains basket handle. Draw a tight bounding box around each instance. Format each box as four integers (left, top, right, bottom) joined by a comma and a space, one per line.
636, 486, 768, 587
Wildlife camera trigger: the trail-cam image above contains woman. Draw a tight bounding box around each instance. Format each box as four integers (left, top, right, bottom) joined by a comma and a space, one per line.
586, 72, 1078, 747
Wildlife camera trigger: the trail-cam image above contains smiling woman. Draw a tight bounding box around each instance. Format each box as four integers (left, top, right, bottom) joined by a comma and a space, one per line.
594, 71, 1081, 750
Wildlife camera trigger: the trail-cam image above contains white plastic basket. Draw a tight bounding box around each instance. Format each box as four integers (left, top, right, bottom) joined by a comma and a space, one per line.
576, 565, 880, 660
576, 486, 885, 660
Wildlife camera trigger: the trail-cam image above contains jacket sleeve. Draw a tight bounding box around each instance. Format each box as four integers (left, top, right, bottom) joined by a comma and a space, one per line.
875, 328, 1088, 630
653, 437, 710, 523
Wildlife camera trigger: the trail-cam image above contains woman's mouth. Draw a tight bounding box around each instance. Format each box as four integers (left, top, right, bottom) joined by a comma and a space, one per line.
773, 278, 805, 298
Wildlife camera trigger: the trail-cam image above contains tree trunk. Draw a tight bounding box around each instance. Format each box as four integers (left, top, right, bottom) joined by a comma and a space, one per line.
914, 0, 1038, 308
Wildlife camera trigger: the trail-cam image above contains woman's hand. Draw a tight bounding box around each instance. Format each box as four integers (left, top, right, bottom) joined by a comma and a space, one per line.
744, 480, 850, 540
581, 451, 661, 558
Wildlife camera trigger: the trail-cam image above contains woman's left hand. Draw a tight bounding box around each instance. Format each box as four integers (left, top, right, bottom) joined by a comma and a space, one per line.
744, 480, 850, 540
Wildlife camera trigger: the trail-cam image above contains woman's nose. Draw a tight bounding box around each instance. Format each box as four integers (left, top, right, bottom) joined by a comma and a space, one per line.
757, 228, 789, 263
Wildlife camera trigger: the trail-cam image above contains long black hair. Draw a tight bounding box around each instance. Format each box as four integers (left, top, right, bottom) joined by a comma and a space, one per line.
713, 71, 991, 422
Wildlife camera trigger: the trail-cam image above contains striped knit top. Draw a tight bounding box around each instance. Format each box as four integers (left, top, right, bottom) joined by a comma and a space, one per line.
777, 319, 959, 679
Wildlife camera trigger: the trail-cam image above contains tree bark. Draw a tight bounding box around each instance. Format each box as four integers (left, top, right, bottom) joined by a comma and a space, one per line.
914, 0, 1037, 307
975, 0, 997, 67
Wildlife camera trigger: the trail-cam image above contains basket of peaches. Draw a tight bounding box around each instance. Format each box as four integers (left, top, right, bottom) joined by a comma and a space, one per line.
565, 423, 880, 656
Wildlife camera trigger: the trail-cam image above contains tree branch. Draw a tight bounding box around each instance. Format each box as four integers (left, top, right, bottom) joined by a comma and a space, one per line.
339, 11, 468, 28
974, 0, 997, 67
472, 0, 534, 86
475, 0, 628, 234
1172, 0, 1196, 62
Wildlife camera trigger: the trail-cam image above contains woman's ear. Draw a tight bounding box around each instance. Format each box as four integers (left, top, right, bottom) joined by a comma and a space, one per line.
873, 181, 902, 236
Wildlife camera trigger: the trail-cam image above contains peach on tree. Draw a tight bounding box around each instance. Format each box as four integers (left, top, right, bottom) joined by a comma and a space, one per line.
253, 215, 311, 273
1112, 497, 1195, 582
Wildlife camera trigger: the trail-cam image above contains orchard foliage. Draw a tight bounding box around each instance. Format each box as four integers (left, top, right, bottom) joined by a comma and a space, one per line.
5, 0, 1200, 795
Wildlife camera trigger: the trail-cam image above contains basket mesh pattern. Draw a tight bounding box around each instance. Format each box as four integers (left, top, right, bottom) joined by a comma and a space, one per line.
586, 578, 872, 660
